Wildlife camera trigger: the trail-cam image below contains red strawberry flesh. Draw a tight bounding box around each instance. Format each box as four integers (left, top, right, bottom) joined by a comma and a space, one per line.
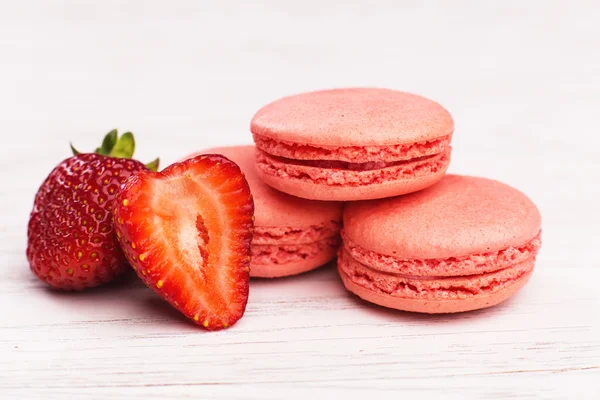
113, 155, 254, 330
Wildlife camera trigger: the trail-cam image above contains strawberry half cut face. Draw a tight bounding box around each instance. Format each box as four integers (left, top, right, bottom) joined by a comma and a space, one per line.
113, 155, 254, 330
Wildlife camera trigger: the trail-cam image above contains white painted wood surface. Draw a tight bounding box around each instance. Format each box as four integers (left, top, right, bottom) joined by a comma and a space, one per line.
1, 1, 599, 398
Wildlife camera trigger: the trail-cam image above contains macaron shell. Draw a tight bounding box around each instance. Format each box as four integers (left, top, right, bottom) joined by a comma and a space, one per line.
339, 266, 533, 313
251, 88, 454, 146
255, 151, 450, 201
182, 146, 342, 228
343, 175, 542, 259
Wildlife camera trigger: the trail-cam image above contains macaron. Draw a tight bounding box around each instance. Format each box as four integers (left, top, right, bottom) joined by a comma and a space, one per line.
184, 146, 342, 278
338, 175, 542, 313
251, 88, 454, 201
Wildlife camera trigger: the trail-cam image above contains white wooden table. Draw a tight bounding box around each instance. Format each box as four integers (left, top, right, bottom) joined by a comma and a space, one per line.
1, 1, 599, 398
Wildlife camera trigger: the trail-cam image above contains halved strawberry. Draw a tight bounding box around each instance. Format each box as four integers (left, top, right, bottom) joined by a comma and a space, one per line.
113, 155, 254, 330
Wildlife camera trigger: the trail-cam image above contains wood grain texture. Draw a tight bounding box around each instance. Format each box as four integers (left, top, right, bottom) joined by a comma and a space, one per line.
1, 0, 599, 399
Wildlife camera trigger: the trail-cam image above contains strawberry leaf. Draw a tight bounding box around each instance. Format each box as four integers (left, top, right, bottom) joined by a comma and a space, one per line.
70, 129, 157, 168
70, 143, 81, 155
97, 129, 118, 155
109, 132, 135, 159
145, 158, 160, 172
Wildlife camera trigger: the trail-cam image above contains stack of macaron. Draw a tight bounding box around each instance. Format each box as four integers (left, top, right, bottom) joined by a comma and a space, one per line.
204, 87, 542, 314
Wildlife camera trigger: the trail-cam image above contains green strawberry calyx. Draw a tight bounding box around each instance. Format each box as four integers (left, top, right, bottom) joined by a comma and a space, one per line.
70, 129, 160, 172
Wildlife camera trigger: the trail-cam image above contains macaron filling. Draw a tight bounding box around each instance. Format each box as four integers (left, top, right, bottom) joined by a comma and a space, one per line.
338, 247, 536, 301
261, 153, 443, 172
256, 148, 450, 186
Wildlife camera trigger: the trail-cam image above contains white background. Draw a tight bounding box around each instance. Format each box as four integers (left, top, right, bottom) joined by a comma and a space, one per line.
1, 1, 599, 399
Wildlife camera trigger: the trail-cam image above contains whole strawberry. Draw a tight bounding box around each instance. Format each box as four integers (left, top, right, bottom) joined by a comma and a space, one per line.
27, 130, 159, 290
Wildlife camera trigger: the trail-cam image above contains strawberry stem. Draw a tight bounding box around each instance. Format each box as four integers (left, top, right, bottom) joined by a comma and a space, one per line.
71, 129, 160, 171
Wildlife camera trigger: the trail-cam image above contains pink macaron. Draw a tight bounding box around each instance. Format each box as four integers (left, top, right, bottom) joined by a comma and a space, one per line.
339, 175, 542, 313
251, 88, 454, 201
184, 146, 342, 278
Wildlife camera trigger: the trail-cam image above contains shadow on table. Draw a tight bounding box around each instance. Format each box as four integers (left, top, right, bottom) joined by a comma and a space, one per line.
39, 269, 196, 329
249, 259, 523, 325
37, 258, 524, 330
